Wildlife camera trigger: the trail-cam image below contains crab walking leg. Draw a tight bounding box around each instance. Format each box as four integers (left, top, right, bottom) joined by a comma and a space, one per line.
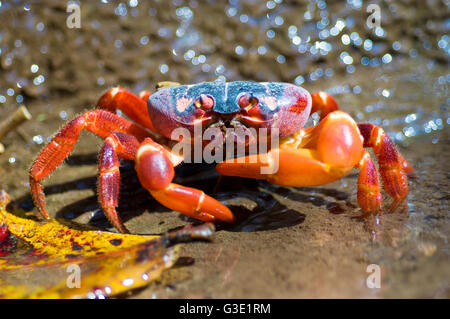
357, 123, 412, 211
138, 90, 152, 103
357, 151, 382, 215
98, 132, 141, 233
30, 110, 150, 220
135, 138, 235, 223
310, 92, 339, 120
97, 87, 156, 132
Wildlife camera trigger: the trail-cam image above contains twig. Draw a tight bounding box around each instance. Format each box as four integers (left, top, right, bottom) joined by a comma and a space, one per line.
0, 105, 32, 141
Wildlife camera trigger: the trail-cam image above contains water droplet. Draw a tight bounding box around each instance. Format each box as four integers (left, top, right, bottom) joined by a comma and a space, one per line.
197, 55, 206, 63
353, 86, 361, 94
114, 39, 122, 48
304, 11, 312, 20
215, 65, 225, 75
184, 49, 195, 60
140, 36, 149, 45
31, 64, 39, 73
202, 64, 211, 72
274, 16, 284, 26
159, 64, 169, 74
374, 27, 385, 37
341, 34, 350, 45
122, 278, 134, 286
239, 14, 248, 23
32, 135, 44, 144
292, 36, 301, 45
257, 46, 267, 55
33, 75, 45, 85
266, 1, 276, 9
403, 126, 416, 137
294, 75, 305, 85
288, 25, 297, 36
341, 54, 353, 65
404, 113, 417, 123
40, 45, 48, 54
129, 0, 138, 7
226, 7, 237, 17
363, 39, 373, 51
115, 3, 127, 16
36, 22, 45, 31
235, 45, 245, 55
276, 55, 286, 63
346, 65, 355, 73
382, 53, 392, 64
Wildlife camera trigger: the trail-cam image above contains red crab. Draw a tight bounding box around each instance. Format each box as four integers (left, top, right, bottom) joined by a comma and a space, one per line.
30, 81, 413, 233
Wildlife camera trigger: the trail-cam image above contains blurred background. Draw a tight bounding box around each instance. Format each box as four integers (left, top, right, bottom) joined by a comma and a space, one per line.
0, 0, 448, 298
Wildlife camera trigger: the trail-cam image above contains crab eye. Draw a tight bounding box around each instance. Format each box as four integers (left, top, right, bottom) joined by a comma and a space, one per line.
238, 94, 259, 112
194, 94, 214, 110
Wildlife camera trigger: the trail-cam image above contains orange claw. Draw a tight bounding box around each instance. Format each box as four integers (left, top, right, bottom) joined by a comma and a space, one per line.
217, 111, 364, 187
150, 183, 235, 223
217, 148, 353, 187
135, 138, 235, 223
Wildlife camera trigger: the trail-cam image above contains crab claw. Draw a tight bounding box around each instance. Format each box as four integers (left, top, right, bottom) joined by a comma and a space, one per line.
150, 184, 235, 223
217, 111, 363, 187
135, 138, 235, 223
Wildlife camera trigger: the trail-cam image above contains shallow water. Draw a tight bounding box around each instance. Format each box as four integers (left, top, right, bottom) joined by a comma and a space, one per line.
0, 0, 449, 298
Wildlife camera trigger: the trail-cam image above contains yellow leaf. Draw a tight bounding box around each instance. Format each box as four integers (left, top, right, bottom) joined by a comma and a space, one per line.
0, 190, 214, 298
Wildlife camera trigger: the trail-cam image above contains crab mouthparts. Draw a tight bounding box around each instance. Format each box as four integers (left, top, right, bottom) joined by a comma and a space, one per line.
204, 118, 258, 146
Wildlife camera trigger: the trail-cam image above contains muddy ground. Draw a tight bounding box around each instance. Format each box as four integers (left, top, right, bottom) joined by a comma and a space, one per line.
0, 1, 448, 298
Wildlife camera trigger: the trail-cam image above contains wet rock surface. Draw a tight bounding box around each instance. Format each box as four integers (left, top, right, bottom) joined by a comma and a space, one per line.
0, 0, 448, 298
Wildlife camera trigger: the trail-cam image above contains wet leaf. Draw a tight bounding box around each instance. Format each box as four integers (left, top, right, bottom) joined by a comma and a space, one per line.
0, 190, 214, 298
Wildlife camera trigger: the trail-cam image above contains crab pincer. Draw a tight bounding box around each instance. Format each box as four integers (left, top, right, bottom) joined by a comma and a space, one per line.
135, 138, 235, 223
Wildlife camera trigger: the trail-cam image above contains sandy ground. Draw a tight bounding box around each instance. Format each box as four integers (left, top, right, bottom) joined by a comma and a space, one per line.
0, 1, 448, 298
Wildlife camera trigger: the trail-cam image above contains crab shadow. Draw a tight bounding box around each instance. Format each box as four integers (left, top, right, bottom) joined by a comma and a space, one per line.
10, 154, 352, 233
